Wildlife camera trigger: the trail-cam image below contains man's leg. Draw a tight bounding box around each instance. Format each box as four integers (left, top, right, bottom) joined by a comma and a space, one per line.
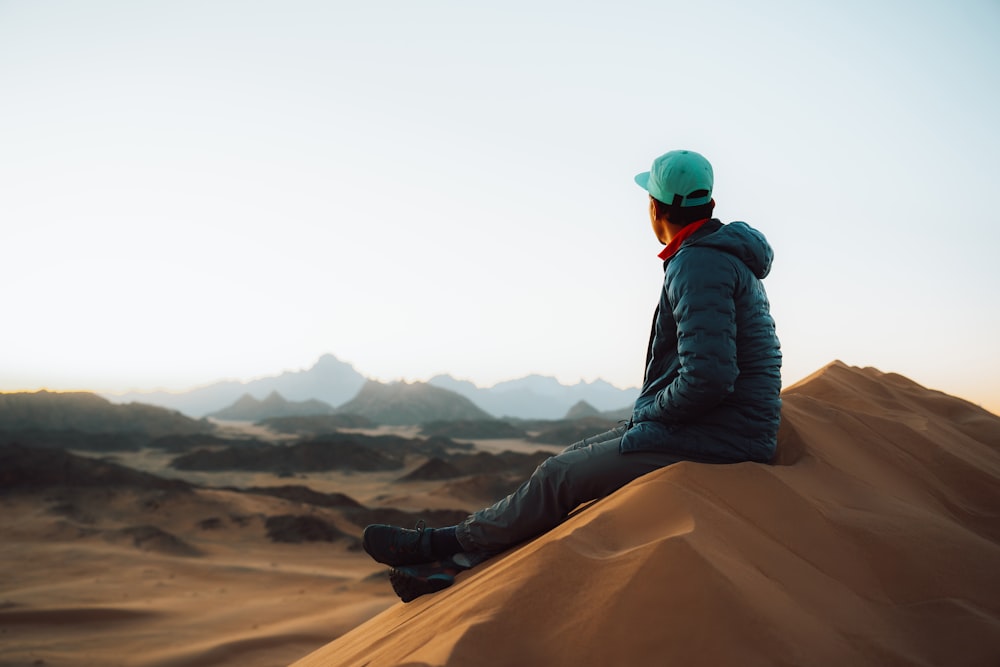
363, 426, 633, 566
368, 426, 686, 601
560, 425, 629, 453
456, 431, 685, 553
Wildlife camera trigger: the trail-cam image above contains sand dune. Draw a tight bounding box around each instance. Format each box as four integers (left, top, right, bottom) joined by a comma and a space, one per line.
2, 361, 997, 667
291, 362, 1000, 667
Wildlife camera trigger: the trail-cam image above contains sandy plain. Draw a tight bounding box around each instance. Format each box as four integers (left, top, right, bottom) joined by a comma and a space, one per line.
0, 423, 562, 667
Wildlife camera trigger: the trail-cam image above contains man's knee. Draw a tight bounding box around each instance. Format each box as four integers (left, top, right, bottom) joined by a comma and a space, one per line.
534, 452, 572, 482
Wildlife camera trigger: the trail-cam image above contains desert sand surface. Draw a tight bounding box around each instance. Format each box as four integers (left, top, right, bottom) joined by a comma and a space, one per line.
3, 361, 999, 667
1, 423, 522, 667
0, 481, 397, 667
290, 361, 1000, 667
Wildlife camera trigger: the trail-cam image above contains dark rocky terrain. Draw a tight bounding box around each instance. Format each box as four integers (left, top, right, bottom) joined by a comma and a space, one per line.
257, 413, 376, 435
170, 439, 402, 474
418, 419, 526, 439
0, 442, 191, 491
0, 391, 214, 451
0, 443, 470, 550
168, 431, 474, 474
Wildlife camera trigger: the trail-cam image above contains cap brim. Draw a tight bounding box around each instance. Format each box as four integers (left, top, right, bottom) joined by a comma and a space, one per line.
634, 171, 651, 191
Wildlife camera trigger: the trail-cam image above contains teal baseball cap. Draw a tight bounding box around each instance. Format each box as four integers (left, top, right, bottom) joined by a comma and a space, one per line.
634, 150, 714, 207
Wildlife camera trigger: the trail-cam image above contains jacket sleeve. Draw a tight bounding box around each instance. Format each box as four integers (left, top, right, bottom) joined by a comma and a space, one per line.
632, 249, 739, 424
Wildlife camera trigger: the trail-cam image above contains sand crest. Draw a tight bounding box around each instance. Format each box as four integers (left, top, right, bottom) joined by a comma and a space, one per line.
290, 362, 1000, 667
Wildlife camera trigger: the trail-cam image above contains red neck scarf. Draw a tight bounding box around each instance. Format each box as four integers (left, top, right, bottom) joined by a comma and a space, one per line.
657, 218, 711, 261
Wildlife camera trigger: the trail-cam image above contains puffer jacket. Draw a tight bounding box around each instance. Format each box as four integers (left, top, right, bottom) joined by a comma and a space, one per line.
620, 219, 782, 463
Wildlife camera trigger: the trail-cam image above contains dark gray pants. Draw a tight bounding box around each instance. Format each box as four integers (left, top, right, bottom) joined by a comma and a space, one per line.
455, 425, 687, 553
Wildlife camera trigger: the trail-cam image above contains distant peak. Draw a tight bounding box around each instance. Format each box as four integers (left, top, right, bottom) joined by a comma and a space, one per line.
315, 353, 347, 367
565, 400, 600, 419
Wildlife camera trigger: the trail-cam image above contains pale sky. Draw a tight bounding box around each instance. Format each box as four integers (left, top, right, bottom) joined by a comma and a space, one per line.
2, 0, 998, 414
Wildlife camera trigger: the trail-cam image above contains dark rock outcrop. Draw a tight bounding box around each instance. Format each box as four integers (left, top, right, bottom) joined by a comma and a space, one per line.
264, 515, 350, 544
257, 413, 375, 435
208, 391, 336, 421
336, 381, 493, 426
0, 443, 190, 492
419, 419, 526, 439
243, 485, 363, 509
0, 391, 213, 451
170, 439, 402, 474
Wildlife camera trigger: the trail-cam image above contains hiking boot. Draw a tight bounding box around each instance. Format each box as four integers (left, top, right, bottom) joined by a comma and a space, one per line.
362, 520, 435, 566
389, 561, 458, 603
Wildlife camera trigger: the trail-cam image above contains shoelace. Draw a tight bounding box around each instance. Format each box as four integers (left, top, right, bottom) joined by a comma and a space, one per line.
393, 520, 428, 555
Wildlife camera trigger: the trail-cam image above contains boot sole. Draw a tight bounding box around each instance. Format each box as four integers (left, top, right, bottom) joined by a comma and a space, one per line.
389, 564, 456, 603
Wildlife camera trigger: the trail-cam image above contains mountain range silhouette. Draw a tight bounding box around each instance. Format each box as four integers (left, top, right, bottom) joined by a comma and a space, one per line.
110, 354, 639, 420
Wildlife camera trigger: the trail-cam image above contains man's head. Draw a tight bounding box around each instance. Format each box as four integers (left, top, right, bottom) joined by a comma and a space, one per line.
636, 150, 716, 239
634, 149, 714, 208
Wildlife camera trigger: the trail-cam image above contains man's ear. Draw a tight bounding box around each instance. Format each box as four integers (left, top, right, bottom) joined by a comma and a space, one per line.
650, 196, 668, 222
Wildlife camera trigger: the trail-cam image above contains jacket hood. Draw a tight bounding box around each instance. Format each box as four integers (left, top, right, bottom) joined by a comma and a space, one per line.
689, 220, 774, 279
